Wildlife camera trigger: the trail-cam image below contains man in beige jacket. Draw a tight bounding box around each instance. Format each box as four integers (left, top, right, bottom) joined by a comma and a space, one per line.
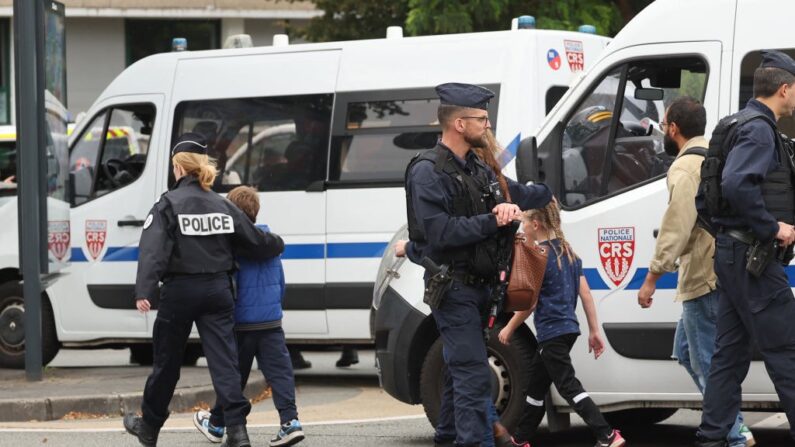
637, 97, 752, 447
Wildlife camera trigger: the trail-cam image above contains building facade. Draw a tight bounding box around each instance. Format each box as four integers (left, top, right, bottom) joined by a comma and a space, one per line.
0, 0, 320, 122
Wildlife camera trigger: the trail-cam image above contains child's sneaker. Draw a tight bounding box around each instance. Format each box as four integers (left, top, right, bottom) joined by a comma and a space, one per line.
193, 409, 224, 443
595, 429, 626, 447
510, 436, 531, 447
739, 424, 755, 447
269, 419, 305, 447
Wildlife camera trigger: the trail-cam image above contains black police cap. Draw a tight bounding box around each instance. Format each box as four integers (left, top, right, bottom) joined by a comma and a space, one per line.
435, 82, 495, 110
171, 132, 208, 156
760, 50, 795, 76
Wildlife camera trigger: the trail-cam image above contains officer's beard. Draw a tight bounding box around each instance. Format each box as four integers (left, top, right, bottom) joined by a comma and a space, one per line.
464, 133, 488, 148
663, 133, 680, 157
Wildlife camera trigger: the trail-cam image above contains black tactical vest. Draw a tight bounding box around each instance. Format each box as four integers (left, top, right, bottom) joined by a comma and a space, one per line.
701, 109, 795, 224
405, 145, 505, 277
762, 135, 795, 224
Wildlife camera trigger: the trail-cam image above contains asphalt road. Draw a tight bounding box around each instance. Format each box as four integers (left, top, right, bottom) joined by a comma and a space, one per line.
0, 349, 790, 446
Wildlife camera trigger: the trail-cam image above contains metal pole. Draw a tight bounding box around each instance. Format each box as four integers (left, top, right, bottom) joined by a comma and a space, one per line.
14, 0, 44, 381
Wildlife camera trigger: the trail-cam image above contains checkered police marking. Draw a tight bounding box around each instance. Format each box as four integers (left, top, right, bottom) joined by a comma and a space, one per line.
178, 213, 234, 236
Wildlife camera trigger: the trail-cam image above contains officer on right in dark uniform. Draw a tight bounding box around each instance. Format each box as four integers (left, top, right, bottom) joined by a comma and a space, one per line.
395, 83, 552, 447
696, 51, 795, 446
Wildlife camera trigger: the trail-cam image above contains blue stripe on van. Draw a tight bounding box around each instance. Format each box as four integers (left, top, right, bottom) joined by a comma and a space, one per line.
498, 133, 521, 168
583, 268, 679, 291
327, 242, 388, 258
68, 242, 390, 262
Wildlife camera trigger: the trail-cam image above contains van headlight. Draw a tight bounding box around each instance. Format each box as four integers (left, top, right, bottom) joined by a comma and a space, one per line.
373, 224, 409, 310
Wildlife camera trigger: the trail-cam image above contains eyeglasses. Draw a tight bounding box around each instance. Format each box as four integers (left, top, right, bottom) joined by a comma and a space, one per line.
660, 121, 671, 130
460, 116, 491, 124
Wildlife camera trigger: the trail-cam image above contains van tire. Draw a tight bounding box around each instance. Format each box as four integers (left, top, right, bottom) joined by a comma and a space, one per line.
129, 344, 154, 366
604, 408, 678, 427
183, 344, 202, 366
0, 281, 60, 369
419, 325, 535, 431
130, 344, 203, 366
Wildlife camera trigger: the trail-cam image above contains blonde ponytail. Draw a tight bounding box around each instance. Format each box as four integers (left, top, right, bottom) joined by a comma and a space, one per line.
172, 152, 217, 191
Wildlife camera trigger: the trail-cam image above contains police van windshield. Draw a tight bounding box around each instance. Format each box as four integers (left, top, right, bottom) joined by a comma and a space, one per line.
544, 56, 707, 208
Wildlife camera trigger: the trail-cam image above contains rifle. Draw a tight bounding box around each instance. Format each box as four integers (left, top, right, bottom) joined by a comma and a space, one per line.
486, 220, 521, 330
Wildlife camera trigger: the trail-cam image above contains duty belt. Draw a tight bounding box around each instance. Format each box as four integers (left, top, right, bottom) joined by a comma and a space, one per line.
450, 271, 490, 287
721, 227, 756, 245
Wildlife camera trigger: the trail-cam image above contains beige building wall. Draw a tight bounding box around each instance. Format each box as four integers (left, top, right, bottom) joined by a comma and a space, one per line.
65, 17, 126, 116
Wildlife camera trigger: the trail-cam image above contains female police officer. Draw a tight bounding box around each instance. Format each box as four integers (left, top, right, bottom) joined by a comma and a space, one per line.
123, 132, 284, 447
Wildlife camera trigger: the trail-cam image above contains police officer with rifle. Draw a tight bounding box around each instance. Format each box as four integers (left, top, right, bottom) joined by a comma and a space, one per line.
696, 51, 795, 446
395, 83, 552, 447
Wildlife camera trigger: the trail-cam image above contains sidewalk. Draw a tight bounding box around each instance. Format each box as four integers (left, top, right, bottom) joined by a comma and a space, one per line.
0, 364, 266, 423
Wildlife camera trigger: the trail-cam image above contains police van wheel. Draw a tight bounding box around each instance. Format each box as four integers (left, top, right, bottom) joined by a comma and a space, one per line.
419, 328, 534, 431
183, 344, 203, 366
129, 344, 154, 366
604, 408, 678, 427
0, 281, 60, 369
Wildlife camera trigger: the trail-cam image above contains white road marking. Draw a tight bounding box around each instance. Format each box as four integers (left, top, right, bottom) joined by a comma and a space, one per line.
0, 414, 427, 433
751, 413, 789, 429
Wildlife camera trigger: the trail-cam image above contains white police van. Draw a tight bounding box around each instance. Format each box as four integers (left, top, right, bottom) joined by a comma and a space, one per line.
374, 0, 794, 430
0, 24, 609, 368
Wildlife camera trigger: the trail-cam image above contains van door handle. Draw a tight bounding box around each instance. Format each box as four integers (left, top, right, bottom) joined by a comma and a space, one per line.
118, 219, 145, 227
653, 228, 659, 238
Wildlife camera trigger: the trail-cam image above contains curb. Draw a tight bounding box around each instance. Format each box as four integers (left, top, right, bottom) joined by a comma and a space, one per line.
0, 376, 268, 422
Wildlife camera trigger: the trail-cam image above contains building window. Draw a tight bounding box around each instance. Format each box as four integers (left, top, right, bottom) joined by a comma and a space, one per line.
125, 19, 220, 66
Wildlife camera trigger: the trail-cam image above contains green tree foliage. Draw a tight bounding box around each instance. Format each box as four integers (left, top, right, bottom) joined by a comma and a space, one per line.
292, 0, 409, 42
293, 0, 655, 43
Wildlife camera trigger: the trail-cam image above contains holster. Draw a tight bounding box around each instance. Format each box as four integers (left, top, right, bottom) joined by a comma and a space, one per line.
746, 239, 777, 278
421, 258, 452, 310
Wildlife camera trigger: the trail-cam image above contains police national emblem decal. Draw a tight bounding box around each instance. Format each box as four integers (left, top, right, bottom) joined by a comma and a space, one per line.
48, 220, 70, 261
85, 219, 108, 260
598, 227, 635, 287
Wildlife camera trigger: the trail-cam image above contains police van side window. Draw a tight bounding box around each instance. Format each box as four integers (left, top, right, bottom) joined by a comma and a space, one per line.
559, 57, 707, 208
69, 104, 155, 206
330, 95, 441, 185
739, 49, 795, 136
326, 87, 502, 186
172, 94, 332, 192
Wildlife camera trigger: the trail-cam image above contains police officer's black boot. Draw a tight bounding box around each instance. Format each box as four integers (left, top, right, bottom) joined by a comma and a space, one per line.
221, 424, 251, 447
123, 413, 159, 447
336, 346, 359, 367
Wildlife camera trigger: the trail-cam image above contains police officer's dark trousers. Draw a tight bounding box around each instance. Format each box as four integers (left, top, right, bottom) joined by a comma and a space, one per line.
699, 234, 795, 441
142, 273, 251, 428
431, 280, 491, 446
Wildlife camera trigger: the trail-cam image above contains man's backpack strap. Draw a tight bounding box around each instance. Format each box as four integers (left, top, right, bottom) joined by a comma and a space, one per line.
681, 147, 707, 158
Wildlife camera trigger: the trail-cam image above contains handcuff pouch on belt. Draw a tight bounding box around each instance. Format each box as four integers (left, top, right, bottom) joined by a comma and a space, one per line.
746, 240, 777, 278
421, 257, 452, 310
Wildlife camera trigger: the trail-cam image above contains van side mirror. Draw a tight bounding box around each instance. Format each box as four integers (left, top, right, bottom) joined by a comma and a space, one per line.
634, 88, 664, 101
516, 136, 539, 184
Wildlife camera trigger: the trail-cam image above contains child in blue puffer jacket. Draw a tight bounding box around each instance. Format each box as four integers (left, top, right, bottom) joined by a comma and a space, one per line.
194, 186, 304, 447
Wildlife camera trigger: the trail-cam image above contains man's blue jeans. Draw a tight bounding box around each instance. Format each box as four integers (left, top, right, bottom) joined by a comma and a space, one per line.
673, 290, 746, 447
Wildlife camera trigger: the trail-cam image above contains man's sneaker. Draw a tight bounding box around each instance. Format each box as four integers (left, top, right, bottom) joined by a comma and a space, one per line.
595, 429, 626, 447
739, 424, 756, 447
269, 419, 305, 447
193, 409, 224, 443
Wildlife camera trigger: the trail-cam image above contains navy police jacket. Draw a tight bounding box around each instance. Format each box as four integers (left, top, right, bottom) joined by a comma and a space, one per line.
135, 175, 284, 300
713, 99, 782, 241
405, 143, 552, 265
234, 224, 286, 329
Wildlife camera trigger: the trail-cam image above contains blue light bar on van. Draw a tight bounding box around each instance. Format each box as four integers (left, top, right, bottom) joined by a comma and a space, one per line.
579, 25, 597, 34
517, 15, 536, 29
172, 37, 187, 52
